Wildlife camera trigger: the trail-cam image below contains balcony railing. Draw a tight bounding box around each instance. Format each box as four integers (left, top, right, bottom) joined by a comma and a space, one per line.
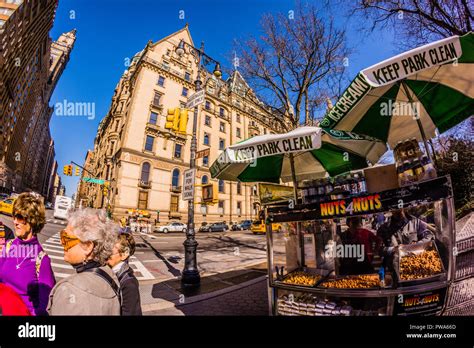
138, 179, 151, 188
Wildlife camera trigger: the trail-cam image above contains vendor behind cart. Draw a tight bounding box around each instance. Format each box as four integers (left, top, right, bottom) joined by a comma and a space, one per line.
377, 208, 435, 250
339, 216, 383, 275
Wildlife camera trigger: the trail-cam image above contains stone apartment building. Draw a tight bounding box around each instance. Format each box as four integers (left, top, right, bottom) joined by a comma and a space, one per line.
0, 0, 75, 198
78, 25, 284, 224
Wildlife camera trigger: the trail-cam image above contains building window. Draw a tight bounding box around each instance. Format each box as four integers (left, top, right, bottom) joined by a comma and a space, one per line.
202, 175, 208, 184
170, 195, 179, 213
237, 201, 242, 215
219, 107, 225, 117
172, 168, 180, 188
138, 191, 148, 210
149, 112, 158, 125
115, 119, 120, 131
145, 135, 154, 152
153, 91, 161, 106
184, 72, 191, 82
109, 141, 115, 155
219, 122, 225, 133
205, 101, 211, 110
252, 185, 257, 196
219, 138, 225, 150
205, 115, 211, 127
182, 87, 188, 97
264, 128, 267, 134
157, 76, 165, 87
141, 162, 151, 183
203, 133, 210, 146
202, 156, 209, 167
218, 179, 225, 193
237, 182, 241, 195
236, 127, 241, 138
236, 114, 241, 123
218, 200, 224, 214
174, 143, 182, 159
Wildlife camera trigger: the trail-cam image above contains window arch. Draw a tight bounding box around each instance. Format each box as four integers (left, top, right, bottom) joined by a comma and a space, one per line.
172, 168, 180, 188
141, 162, 151, 183
202, 175, 209, 185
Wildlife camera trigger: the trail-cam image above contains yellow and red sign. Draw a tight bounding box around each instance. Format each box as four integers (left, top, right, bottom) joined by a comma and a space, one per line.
320, 194, 382, 217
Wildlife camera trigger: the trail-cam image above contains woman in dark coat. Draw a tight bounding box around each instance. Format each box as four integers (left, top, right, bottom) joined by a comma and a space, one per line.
108, 233, 142, 315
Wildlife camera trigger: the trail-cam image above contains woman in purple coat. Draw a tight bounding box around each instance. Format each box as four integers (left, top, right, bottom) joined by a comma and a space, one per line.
0, 193, 55, 316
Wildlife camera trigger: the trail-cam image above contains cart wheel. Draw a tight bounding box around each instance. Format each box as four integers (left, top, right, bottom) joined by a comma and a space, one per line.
163, 228, 169, 234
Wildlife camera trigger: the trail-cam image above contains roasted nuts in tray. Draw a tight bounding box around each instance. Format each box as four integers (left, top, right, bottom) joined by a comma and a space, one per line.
400, 249, 442, 280
281, 271, 322, 286
320, 274, 380, 289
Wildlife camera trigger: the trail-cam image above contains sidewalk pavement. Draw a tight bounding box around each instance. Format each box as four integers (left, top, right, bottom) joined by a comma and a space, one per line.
140, 268, 269, 315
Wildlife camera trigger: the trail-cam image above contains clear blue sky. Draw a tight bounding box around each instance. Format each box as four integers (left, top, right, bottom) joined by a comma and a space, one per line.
49, 0, 397, 196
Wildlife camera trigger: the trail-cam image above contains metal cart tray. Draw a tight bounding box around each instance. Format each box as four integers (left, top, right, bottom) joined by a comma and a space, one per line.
318, 274, 381, 290
396, 240, 446, 287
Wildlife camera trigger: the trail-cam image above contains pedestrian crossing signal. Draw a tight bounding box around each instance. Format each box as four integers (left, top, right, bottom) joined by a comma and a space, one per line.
202, 183, 218, 204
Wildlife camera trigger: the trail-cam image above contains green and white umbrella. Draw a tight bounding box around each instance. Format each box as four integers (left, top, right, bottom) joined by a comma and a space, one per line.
320, 32, 474, 148
210, 126, 387, 183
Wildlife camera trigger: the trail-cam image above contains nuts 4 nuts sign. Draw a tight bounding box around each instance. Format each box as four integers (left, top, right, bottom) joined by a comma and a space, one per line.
182, 169, 196, 201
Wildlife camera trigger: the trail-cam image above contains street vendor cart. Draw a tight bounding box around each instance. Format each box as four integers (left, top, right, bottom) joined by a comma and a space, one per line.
263, 174, 456, 316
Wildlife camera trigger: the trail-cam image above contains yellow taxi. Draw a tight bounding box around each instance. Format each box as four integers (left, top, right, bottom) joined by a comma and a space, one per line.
0, 198, 15, 216
251, 219, 282, 234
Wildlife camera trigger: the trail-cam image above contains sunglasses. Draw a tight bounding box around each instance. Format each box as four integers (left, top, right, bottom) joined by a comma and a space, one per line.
60, 229, 81, 251
13, 214, 28, 224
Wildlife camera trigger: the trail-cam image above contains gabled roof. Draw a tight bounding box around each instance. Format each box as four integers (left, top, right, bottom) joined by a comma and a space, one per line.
150, 24, 194, 49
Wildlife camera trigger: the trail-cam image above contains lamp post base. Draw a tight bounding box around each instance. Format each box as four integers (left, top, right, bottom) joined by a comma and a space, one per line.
181, 238, 200, 288
181, 269, 201, 288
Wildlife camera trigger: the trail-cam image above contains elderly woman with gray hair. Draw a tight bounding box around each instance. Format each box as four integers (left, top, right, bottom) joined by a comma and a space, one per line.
47, 208, 121, 315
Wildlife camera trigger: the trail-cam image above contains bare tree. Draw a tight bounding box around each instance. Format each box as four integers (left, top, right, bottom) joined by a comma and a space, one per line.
352, 0, 473, 46
234, 2, 348, 130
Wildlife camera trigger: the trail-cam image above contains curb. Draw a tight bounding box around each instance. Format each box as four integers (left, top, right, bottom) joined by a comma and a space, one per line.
142, 275, 267, 313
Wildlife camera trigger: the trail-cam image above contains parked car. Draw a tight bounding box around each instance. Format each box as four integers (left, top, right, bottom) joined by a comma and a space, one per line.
232, 220, 252, 231
156, 222, 187, 233
0, 198, 15, 216
200, 222, 229, 232
198, 222, 209, 233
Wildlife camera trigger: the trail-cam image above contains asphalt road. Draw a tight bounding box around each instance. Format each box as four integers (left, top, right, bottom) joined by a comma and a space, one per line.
0, 210, 285, 283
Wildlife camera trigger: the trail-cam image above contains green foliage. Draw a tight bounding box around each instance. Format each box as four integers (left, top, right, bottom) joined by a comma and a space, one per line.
435, 135, 474, 219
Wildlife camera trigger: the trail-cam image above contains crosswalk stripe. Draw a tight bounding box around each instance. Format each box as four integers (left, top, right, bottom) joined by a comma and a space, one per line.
51, 262, 73, 270
42, 243, 64, 250
43, 247, 65, 254
45, 240, 62, 245
129, 260, 154, 280
48, 254, 65, 260
54, 272, 71, 279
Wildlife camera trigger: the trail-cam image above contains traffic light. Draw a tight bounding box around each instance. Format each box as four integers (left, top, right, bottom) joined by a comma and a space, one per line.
102, 182, 109, 196
202, 183, 218, 204
178, 109, 188, 135
63, 164, 73, 176
75, 166, 81, 176
165, 108, 180, 131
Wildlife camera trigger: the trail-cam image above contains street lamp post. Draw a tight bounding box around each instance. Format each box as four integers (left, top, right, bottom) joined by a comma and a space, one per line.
175, 39, 221, 288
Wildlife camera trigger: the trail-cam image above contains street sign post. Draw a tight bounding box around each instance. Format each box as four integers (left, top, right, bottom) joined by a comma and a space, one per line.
186, 90, 205, 109
82, 177, 105, 185
182, 169, 196, 201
